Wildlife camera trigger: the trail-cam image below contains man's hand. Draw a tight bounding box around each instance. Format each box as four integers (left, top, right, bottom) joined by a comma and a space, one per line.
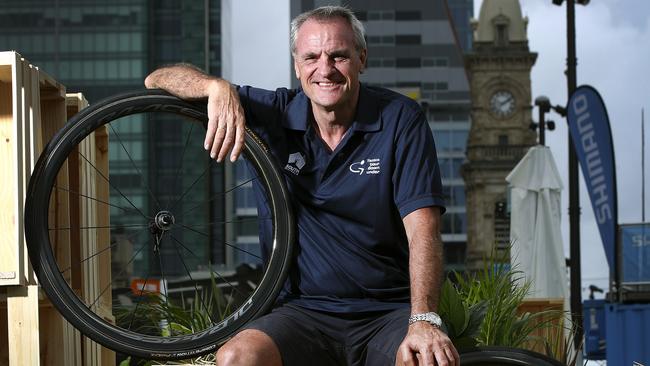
396, 322, 459, 366
143, 64, 246, 162
204, 80, 246, 162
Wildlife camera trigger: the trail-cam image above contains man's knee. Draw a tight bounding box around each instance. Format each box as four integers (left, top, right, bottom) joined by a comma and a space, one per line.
216, 329, 282, 366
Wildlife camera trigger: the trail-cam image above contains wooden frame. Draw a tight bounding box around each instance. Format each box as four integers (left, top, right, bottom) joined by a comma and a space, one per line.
0, 51, 115, 366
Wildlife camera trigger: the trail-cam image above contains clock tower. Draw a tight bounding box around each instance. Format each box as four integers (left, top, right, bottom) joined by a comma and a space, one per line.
462, 0, 538, 271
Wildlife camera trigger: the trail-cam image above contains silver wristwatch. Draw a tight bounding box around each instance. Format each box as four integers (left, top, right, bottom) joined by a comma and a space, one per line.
408, 312, 442, 328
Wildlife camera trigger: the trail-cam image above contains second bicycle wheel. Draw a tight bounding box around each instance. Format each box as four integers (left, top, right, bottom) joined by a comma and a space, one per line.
24, 90, 294, 360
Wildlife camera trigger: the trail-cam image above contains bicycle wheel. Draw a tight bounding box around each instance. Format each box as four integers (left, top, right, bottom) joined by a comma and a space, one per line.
460, 346, 564, 366
24, 89, 294, 360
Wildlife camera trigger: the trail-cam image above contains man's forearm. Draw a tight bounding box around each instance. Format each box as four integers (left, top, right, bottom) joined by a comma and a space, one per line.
403, 207, 444, 314
144, 63, 230, 100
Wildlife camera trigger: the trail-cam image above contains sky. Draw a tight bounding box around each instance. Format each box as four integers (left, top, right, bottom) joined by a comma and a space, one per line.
501, 0, 650, 300
225, 0, 650, 301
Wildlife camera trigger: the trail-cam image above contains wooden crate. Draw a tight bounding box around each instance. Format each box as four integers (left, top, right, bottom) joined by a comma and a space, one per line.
0, 51, 114, 366
518, 298, 566, 358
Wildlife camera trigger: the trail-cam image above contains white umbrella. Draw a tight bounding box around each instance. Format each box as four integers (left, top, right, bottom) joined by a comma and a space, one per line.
506, 145, 568, 299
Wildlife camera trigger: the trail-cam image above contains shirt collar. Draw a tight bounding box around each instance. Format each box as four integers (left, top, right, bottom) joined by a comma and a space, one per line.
283, 83, 382, 133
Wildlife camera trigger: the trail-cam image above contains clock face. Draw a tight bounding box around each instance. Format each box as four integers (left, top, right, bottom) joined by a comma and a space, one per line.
489, 90, 516, 118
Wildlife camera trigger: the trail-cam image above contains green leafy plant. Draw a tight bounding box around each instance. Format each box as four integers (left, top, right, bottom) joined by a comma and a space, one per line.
437, 278, 487, 349
440, 248, 576, 363
116, 272, 230, 365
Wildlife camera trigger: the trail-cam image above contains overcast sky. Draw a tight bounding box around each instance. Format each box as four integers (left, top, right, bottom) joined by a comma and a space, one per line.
498, 0, 650, 299
225, 0, 650, 300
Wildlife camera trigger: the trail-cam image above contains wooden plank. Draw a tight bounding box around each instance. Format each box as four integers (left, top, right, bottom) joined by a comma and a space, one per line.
7, 285, 39, 366
518, 298, 565, 357
80, 132, 100, 366
0, 51, 25, 287
68, 93, 115, 366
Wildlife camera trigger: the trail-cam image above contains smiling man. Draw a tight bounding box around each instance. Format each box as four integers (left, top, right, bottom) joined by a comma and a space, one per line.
144, 6, 457, 366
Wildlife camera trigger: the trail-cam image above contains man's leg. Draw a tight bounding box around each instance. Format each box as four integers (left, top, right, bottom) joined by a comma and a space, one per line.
344, 307, 410, 366
218, 304, 344, 366
216, 329, 282, 366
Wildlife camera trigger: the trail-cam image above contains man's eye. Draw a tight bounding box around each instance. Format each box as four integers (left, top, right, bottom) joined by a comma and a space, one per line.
334, 57, 347, 62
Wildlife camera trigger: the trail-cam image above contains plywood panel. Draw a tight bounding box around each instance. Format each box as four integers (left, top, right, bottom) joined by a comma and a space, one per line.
0, 51, 25, 287
7, 285, 39, 366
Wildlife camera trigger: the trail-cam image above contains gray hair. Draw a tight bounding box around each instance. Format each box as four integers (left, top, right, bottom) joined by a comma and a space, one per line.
290, 6, 367, 55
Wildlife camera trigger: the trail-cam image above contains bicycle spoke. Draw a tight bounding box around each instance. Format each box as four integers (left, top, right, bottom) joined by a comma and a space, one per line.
169, 233, 246, 299
175, 223, 262, 260
53, 185, 141, 215
180, 177, 255, 217
49, 224, 148, 231
128, 274, 152, 331
167, 163, 210, 213
78, 152, 148, 220
108, 123, 163, 211
58, 227, 148, 274
164, 122, 196, 210
88, 237, 149, 310
168, 235, 215, 326
156, 235, 170, 308
175, 216, 271, 230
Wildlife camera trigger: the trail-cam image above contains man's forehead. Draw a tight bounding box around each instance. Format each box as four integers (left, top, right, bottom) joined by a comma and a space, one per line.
296, 18, 354, 47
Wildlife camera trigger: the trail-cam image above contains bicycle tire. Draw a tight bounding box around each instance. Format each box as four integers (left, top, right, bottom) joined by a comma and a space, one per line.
24, 89, 294, 360
460, 346, 564, 366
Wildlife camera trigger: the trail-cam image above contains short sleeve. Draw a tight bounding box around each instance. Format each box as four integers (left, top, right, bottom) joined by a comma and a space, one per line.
392, 110, 446, 217
236, 85, 295, 131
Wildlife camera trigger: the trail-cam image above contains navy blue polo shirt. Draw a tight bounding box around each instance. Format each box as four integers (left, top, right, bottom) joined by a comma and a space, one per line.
238, 84, 445, 313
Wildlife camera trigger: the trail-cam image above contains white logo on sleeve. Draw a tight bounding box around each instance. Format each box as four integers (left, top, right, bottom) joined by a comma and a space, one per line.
284, 152, 306, 175
349, 158, 380, 175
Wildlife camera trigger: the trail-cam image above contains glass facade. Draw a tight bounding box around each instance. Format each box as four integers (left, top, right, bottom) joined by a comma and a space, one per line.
0, 0, 226, 283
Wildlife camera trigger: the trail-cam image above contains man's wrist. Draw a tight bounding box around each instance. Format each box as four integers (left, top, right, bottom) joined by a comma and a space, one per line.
408, 312, 442, 328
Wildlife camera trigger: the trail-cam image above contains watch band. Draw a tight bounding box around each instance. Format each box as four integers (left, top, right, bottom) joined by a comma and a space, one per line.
408, 312, 442, 328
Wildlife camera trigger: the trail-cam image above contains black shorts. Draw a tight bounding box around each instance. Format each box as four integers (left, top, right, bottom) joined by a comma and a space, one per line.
244, 304, 410, 366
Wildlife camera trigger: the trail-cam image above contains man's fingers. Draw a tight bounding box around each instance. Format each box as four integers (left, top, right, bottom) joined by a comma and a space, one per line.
433, 348, 450, 366
447, 347, 460, 366
446, 344, 460, 366
396, 344, 416, 366
230, 122, 245, 162
204, 117, 217, 151
218, 118, 236, 162
211, 120, 228, 160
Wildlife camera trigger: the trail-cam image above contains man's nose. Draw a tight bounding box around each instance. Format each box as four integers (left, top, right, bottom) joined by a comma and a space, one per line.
316, 56, 335, 76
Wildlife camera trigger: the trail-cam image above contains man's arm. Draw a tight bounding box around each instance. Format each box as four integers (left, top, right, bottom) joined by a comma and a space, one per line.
396, 206, 459, 366
144, 64, 245, 162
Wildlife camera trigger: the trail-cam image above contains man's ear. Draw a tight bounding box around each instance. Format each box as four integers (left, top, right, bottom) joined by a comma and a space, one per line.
294, 58, 301, 79
359, 49, 368, 74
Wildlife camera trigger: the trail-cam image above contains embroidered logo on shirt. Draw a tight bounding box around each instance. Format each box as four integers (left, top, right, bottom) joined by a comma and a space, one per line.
349, 158, 380, 175
285, 152, 306, 175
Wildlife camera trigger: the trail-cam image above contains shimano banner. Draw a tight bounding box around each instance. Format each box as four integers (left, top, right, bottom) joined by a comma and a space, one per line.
567, 85, 618, 269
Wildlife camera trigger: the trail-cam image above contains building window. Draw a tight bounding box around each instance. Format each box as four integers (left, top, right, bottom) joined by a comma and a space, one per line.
395, 10, 421, 21
422, 57, 449, 68
396, 58, 420, 68
367, 35, 395, 46
498, 135, 509, 146
439, 158, 464, 180
496, 23, 508, 46
354, 11, 367, 21
395, 35, 421, 45
441, 212, 467, 234
368, 10, 394, 21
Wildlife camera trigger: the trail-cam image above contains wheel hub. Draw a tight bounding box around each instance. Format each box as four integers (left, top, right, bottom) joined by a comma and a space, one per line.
153, 210, 175, 231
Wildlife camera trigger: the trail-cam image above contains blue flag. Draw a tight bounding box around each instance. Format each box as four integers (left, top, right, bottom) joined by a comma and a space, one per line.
567, 85, 618, 270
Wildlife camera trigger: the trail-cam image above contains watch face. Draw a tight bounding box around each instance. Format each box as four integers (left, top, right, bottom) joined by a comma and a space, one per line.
490, 90, 516, 118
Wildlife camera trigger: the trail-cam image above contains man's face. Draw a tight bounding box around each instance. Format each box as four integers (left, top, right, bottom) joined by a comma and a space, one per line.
293, 17, 367, 113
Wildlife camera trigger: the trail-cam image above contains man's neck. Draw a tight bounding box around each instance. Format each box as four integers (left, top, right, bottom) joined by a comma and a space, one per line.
310, 90, 360, 152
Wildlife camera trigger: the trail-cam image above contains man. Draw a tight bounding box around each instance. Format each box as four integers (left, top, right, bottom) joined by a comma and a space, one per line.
144, 6, 458, 366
